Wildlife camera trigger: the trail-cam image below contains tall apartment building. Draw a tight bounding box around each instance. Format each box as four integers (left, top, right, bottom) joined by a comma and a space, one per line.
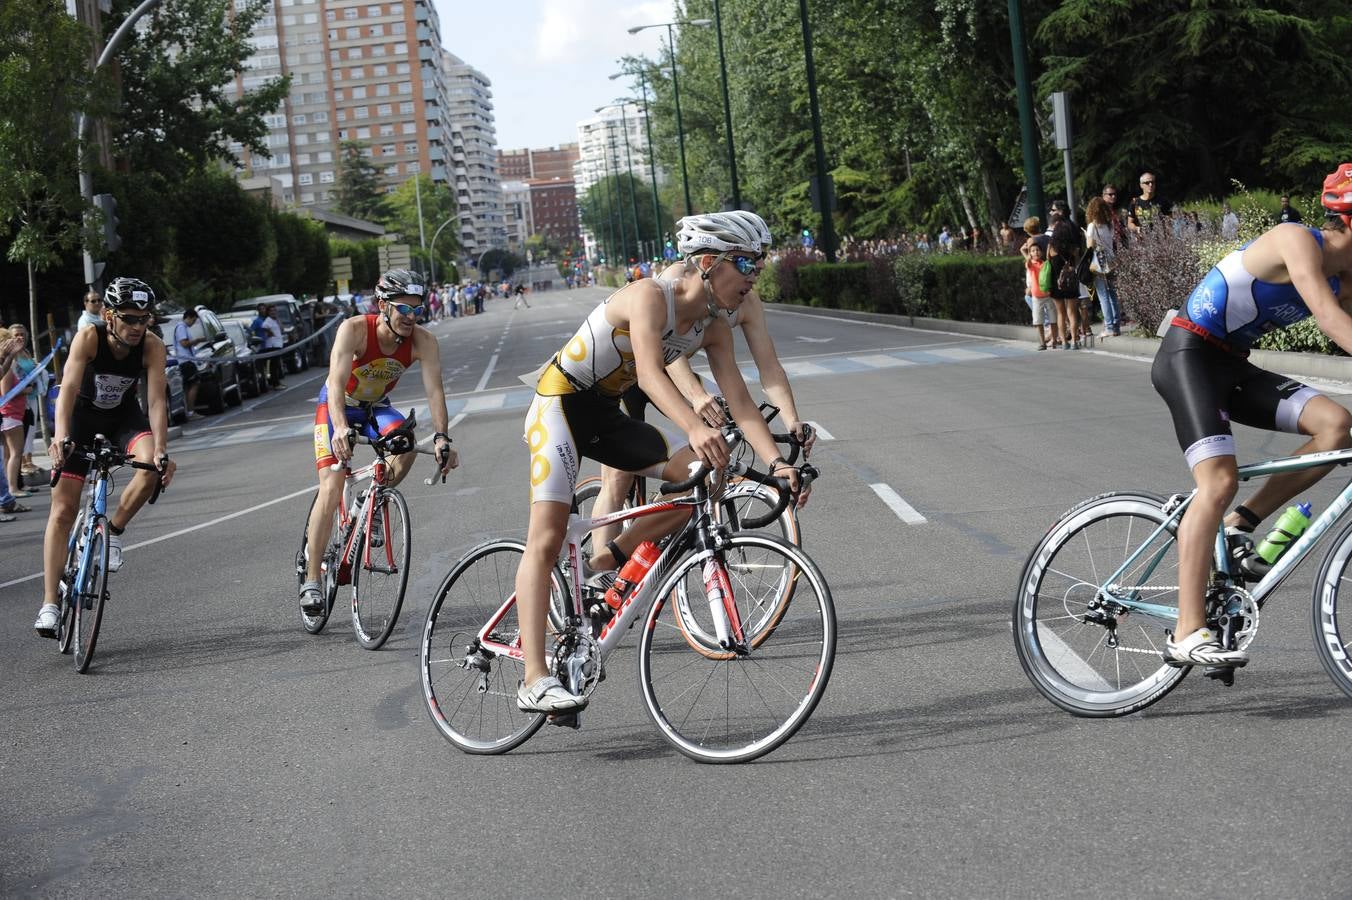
442, 50, 504, 261
230, 0, 452, 208
526, 178, 579, 250
574, 103, 657, 261
498, 143, 578, 182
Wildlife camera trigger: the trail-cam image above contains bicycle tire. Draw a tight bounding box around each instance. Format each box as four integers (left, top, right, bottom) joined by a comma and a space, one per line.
638, 533, 835, 763
74, 519, 110, 674
56, 511, 84, 655
296, 495, 341, 635
717, 478, 801, 547
351, 488, 411, 650
1311, 519, 1352, 700
1013, 491, 1190, 717
420, 539, 568, 754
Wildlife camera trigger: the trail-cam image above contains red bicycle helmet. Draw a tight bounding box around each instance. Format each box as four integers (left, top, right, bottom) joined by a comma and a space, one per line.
1321, 163, 1352, 223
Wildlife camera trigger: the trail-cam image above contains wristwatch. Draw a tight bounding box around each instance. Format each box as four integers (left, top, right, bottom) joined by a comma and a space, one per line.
432, 431, 452, 443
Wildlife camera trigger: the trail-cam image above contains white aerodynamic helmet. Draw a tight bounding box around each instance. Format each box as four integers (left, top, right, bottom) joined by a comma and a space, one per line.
676, 211, 768, 256
724, 209, 772, 249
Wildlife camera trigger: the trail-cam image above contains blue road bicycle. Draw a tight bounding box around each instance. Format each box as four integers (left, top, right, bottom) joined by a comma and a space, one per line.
1014, 446, 1352, 716
52, 436, 164, 673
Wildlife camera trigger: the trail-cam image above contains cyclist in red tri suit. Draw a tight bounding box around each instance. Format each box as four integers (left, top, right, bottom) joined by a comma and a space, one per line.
299, 268, 459, 613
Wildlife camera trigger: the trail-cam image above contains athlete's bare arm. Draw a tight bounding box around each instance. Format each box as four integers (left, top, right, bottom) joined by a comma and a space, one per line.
1261, 226, 1352, 355
412, 326, 459, 472
738, 293, 813, 455
141, 334, 175, 486
48, 327, 97, 469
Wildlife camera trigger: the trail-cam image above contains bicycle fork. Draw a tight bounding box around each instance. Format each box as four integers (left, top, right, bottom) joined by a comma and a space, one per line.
702, 556, 746, 652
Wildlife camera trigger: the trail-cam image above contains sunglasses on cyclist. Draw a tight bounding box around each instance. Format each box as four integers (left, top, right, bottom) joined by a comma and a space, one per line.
389, 302, 424, 316
114, 312, 154, 326
728, 255, 758, 276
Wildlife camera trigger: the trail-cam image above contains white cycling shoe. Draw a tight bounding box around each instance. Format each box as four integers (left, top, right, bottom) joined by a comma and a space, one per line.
1163, 628, 1248, 668
517, 675, 587, 713
33, 604, 60, 639
106, 534, 124, 573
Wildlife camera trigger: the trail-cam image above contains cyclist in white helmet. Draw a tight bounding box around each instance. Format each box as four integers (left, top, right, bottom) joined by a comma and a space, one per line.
591, 211, 815, 551
512, 210, 801, 713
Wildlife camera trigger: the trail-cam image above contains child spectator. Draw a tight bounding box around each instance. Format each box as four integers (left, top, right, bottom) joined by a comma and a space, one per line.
1022, 240, 1056, 350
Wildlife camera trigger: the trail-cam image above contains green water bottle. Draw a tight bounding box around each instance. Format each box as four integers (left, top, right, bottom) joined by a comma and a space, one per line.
1256, 502, 1312, 565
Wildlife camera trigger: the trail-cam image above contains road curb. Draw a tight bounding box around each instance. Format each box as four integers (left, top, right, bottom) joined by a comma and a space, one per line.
770, 303, 1352, 383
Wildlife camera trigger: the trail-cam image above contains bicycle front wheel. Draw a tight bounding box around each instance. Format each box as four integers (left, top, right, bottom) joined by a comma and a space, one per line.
351, 489, 411, 650
1311, 519, 1352, 700
638, 533, 835, 763
74, 519, 110, 674
420, 540, 567, 754
56, 511, 84, 656
1013, 492, 1188, 717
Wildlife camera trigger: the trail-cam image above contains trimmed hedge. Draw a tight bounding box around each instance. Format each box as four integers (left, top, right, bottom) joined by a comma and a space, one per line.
903, 255, 1027, 324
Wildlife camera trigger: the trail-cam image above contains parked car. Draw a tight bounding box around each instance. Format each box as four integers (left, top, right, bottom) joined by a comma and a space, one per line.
146, 322, 189, 425
231, 294, 310, 374
221, 318, 265, 398
161, 306, 244, 414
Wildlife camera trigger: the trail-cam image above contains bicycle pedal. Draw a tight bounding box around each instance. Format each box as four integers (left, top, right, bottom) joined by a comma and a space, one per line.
1203, 665, 1237, 686
547, 712, 582, 729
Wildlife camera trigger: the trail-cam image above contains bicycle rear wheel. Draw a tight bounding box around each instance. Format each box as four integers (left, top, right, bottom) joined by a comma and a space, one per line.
638, 533, 835, 763
717, 478, 800, 546
74, 519, 110, 674
1013, 492, 1189, 717
351, 489, 411, 650
296, 495, 341, 634
420, 540, 566, 754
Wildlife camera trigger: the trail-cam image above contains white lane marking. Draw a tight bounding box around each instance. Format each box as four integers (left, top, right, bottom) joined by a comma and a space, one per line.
0, 483, 321, 590
1035, 623, 1113, 691
240, 369, 327, 413
869, 483, 926, 524
474, 353, 499, 392
805, 421, 834, 440
782, 361, 834, 377
463, 393, 506, 412
852, 354, 916, 368
928, 347, 991, 361
417, 411, 467, 446
798, 336, 834, 343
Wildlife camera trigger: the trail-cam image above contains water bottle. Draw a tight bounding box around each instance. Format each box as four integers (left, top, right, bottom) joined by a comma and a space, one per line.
604, 541, 661, 610
1255, 502, 1313, 565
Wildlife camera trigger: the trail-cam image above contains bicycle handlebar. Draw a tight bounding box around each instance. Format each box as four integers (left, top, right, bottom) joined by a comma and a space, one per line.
49, 438, 167, 504
739, 463, 819, 529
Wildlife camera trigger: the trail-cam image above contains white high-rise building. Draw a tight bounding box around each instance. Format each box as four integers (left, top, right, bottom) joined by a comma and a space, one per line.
442, 50, 504, 261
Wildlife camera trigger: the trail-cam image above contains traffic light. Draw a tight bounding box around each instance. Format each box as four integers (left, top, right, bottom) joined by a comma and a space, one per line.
94, 193, 121, 254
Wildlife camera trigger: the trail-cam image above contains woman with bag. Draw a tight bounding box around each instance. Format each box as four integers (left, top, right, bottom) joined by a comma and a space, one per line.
1047, 200, 1085, 349
1085, 197, 1121, 337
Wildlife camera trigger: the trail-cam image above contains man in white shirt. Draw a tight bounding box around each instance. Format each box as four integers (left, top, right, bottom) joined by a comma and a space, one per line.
173, 307, 201, 418
76, 292, 103, 331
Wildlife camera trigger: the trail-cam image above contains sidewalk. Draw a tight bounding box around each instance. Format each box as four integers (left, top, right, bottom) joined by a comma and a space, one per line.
774, 303, 1352, 384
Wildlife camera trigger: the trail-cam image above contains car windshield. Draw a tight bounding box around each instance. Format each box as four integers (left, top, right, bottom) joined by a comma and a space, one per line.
222, 322, 249, 350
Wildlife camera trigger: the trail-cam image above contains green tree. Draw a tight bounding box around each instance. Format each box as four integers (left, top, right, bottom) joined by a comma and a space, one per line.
0, 0, 105, 351
335, 140, 389, 222
107, 0, 288, 180
579, 173, 672, 263
379, 174, 459, 276
166, 170, 274, 306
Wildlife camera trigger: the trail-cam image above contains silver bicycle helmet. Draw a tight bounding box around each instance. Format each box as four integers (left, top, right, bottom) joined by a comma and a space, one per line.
103, 276, 155, 311
374, 268, 425, 302
722, 210, 772, 251
676, 211, 767, 256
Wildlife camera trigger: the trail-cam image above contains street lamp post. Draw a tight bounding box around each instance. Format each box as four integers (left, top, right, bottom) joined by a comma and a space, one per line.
610, 67, 665, 257
711, 0, 740, 209
600, 144, 619, 266
603, 101, 645, 262
798, 0, 837, 262
428, 214, 457, 285
606, 132, 630, 265
627, 19, 711, 216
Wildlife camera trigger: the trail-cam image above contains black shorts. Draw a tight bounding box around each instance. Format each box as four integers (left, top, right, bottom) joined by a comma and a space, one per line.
620, 384, 651, 421
60, 405, 152, 482
178, 361, 199, 385
1151, 325, 1319, 468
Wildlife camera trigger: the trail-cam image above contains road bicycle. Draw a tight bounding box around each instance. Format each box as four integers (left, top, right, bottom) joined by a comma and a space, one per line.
419, 427, 834, 763
51, 436, 164, 673
294, 412, 444, 650
1014, 445, 1352, 716
572, 403, 811, 551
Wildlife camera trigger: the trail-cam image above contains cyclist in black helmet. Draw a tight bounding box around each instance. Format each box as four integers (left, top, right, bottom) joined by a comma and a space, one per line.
33, 277, 176, 638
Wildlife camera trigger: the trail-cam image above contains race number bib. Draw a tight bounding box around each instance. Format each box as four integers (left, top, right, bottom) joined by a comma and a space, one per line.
92, 374, 137, 410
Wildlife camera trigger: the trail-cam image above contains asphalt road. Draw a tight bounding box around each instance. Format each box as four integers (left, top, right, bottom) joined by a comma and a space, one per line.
3, 286, 1350, 897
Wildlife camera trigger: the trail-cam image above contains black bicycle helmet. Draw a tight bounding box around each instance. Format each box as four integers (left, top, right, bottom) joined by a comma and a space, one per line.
374, 268, 425, 302
103, 277, 155, 310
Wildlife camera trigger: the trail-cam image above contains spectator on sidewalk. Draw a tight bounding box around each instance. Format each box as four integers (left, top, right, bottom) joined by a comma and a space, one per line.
1129, 171, 1172, 235
1084, 197, 1121, 337
1023, 237, 1056, 350
8, 323, 44, 478
77, 291, 103, 331
1102, 184, 1128, 248
252, 303, 285, 388
1279, 193, 1303, 224
1047, 199, 1086, 348
1221, 203, 1240, 240
0, 327, 31, 511
173, 307, 202, 419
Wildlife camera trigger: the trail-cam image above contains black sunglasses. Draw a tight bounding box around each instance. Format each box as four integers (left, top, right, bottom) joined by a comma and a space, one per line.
115, 312, 153, 326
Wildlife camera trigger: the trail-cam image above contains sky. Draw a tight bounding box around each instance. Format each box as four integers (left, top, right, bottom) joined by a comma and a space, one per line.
434, 0, 675, 151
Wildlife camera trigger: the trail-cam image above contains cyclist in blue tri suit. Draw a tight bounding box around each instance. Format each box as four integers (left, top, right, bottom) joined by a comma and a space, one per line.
1151, 163, 1352, 667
